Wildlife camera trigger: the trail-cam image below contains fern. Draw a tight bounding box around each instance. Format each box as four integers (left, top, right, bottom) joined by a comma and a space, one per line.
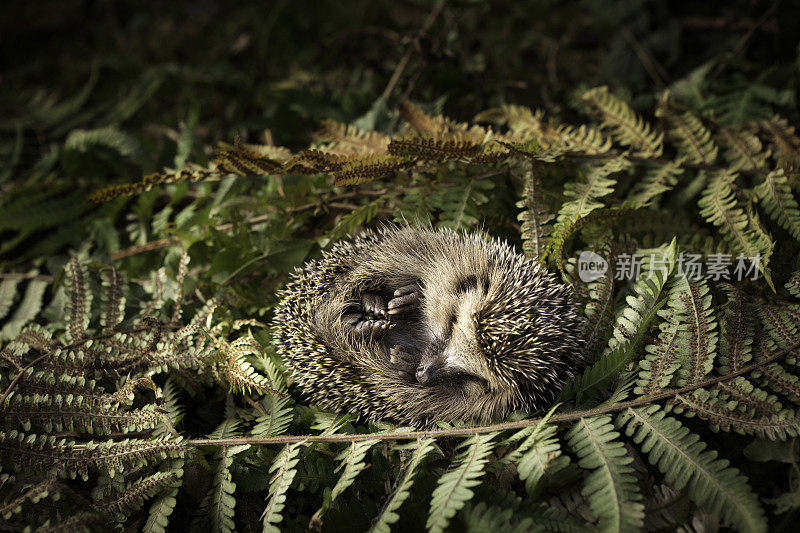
555, 156, 629, 232
199, 418, 245, 533
427, 433, 497, 533
582, 86, 663, 157
656, 99, 718, 164
567, 416, 644, 532
618, 405, 767, 532
517, 163, 553, 260
261, 441, 303, 533
626, 161, 683, 207
310, 439, 380, 528
754, 169, 800, 241
512, 423, 570, 497
64, 126, 144, 162
566, 242, 676, 401
717, 126, 770, 172
370, 438, 436, 533
698, 170, 774, 286
671, 275, 717, 387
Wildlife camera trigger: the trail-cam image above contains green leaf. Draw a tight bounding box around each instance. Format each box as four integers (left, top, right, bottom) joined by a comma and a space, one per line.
427, 433, 497, 533
618, 406, 766, 533
261, 441, 304, 533
370, 438, 436, 533
567, 416, 644, 533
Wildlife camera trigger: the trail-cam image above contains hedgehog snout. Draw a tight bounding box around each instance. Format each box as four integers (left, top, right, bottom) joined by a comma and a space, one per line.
416, 361, 438, 385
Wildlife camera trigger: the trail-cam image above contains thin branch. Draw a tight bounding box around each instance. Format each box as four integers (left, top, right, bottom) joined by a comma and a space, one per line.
183, 340, 800, 447
380, 0, 445, 102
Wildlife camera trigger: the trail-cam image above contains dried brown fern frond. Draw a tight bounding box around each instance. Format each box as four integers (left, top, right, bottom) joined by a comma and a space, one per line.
88, 166, 220, 203
387, 135, 482, 161
331, 154, 417, 186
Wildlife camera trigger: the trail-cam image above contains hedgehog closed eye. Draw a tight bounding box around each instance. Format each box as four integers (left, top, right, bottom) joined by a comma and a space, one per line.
271, 225, 585, 426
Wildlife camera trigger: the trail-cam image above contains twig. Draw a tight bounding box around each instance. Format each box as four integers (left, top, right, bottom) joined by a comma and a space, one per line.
0, 273, 54, 281
184, 340, 800, 447
708, 3, 778, 83
380, 0, 446, 102
621, 26, 667, 88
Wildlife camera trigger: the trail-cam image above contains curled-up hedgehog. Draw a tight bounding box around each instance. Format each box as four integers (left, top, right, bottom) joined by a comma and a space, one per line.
271, 226, 584, 426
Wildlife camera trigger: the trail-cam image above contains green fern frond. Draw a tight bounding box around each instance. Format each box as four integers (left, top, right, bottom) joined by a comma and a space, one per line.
0, 431, 185, 480
555, 156, 629, 232
142, 458, 184, 533
311, 439, 380, 529
553, 123, 613, 155
698, 170, 774, 282
656, 99, 717, 164
758, 115, 800, 166
718, 284, 754, 373
435, 178, 493, 230
758, 363, 800, 403
261, 441, 304, 533
369, 438, 436, 533
65, 258, 91, 343
754, 169, 800, 241
327, 200, 381, 243
757, 301, 800, 352
202, 419, 247, 533
626, 161, 683, 207
64, 126, 144, 162
787, 270, 800, 298
513, 423, 570, 497
635, 308, 684, 397
427, 433, 498, 533
0, 277, 48, 341
672, 388, 798, 440
618, 406, 766, 532
99, 266, 126, 333
717, 127, 771, 171
252, 395, 293, 437
567, 415, 644, 532
567, 243, 676, 401
582, 86, 663, 157
671, 275, 718, 387
0, 479, 57, 520
96, 471, 180, 521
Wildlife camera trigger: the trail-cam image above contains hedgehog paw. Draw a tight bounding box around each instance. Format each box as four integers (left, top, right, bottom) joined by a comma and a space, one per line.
361, 292, 387, 318
388, 284, 421, 315
389, 345, 420, 380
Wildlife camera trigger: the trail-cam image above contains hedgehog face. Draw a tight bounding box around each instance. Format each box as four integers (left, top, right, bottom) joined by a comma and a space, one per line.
416, 273, 501, 393
417, 262, 564, 409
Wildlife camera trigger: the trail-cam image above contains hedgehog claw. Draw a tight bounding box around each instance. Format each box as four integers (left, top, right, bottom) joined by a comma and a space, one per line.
352, 317, 390, 337
389, 345, 420, 379
388, 285, 420, 315
361, 293, 387, 317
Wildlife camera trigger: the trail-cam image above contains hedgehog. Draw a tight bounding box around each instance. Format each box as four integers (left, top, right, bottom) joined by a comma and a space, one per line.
271, 226, 584, 426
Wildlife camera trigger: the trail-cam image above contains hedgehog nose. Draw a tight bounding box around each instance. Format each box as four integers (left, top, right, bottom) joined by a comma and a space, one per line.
416, 363, 436, 385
